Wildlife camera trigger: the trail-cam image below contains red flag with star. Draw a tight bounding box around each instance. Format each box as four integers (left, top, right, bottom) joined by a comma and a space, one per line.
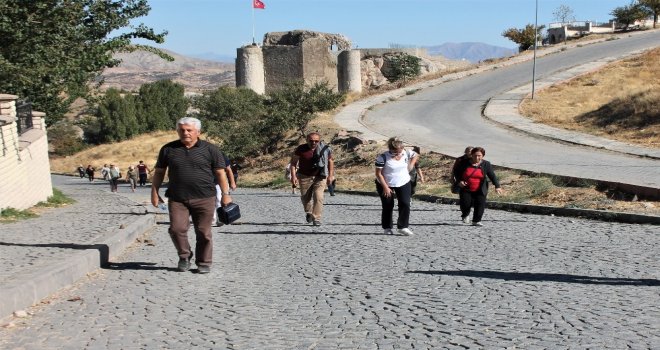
253, 0, 265, 9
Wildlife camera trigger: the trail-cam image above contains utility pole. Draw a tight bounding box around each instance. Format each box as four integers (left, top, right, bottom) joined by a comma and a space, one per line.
532, 0, 538, 99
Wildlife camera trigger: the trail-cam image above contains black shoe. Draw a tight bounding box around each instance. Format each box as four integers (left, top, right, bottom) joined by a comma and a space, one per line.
306, 213, 313, 223
313, 220, 321, 226
198, 265, 211, 274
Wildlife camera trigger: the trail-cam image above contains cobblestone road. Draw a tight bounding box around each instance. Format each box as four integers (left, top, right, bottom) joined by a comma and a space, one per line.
1, 188, 658, 349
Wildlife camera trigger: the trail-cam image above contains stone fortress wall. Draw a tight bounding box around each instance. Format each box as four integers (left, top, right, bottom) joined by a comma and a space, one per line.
236, 30, 363, 95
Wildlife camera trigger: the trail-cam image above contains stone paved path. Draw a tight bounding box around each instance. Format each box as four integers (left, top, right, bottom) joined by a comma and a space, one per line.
1, 188, 658, 349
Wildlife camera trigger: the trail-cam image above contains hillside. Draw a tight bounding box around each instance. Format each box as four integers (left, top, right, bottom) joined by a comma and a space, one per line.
424, 42, 517, 63
100, 49, 235, 92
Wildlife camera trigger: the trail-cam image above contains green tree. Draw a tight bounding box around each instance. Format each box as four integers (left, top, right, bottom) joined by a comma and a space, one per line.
137, 80, 188, 132
193, 86, 267, 159
385, 53, 422, 83
195, 82, 344, 158
95, 88, 139, 143
502, 24, 545, 51
47, 123, 87, 156
0, 0, 169, 125
611, 1, 648, 29
266, 81, 345, 139
639, 0, 660, 28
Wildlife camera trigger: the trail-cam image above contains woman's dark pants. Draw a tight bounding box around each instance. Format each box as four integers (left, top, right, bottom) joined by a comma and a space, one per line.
459, 190, 487, 222
376, 181, 412, 229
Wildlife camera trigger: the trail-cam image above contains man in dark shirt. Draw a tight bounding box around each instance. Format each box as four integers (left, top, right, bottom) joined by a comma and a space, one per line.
136, 160, 150, 187
151, 117, 232, 274
289, 132, 334, 226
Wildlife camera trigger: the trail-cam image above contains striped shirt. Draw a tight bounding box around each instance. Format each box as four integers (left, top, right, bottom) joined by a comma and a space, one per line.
155, 139, 225, 201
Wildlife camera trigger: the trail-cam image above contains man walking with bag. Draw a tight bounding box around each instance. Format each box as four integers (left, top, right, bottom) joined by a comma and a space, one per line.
151, 117, 232, 274
289, 132, 334, 226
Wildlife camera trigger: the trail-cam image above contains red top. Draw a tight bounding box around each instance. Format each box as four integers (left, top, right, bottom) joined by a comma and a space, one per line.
137, 163, 148, 174
295, 144, 318, 176
462, 166, 484, 192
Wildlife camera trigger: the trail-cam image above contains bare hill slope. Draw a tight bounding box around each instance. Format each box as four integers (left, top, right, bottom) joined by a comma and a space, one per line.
100, 49, 235, 92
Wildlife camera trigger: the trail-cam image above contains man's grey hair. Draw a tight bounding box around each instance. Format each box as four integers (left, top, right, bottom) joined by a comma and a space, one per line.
177, 117, 202, 131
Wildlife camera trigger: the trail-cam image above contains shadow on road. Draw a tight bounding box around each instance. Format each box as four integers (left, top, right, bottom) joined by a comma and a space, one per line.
104, 261, 178, 271
407, 269, 660, 286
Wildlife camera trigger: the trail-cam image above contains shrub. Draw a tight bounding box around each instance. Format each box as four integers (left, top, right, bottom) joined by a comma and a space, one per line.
47, 123, 88, 156
383, 53, 421, 83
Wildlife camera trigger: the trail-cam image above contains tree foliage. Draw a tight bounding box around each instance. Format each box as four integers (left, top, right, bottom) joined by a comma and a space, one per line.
638, 0, 660, 28
192, 86, 267, 159
266, 81, 345, 139
137, 80, 188, 132
0, 0, 169, 125
84, 79, 187, 144
611, 1, 648, 28
47, 123, 88, 156
95, 88, 139, 143
502, 24, 546, 52
384, 53, 422, 83
194, 82, 345, 159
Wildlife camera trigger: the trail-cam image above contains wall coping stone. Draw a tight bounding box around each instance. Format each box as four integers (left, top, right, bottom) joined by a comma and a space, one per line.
0, 94, 18, 101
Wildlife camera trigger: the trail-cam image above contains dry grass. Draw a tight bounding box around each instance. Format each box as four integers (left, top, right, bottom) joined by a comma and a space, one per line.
49, 130, 177, 176
519, 47, 660, 147
49, 46, 660, 217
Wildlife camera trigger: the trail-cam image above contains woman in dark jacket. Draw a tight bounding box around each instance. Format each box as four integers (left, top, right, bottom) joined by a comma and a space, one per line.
452, 147, 503, 226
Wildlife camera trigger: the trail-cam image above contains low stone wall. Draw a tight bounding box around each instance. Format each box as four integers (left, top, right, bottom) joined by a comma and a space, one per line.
0, 94, 53, 210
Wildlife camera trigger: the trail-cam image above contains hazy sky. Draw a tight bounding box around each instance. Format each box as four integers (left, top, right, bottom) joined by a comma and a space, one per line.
132, 0, 630, 57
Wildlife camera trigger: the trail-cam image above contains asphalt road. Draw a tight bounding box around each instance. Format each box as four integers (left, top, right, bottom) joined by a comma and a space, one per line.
362, 30, 660, 189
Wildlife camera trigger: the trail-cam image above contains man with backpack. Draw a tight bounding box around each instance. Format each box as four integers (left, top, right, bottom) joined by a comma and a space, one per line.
289, 132, 334, 226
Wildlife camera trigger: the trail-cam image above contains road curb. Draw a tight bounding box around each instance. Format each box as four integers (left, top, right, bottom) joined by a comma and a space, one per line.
0, 213, 156, 319
343, 190, 659, 225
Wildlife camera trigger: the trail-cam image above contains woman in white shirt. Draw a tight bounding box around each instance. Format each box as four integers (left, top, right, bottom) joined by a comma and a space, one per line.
374, 137, 418, 236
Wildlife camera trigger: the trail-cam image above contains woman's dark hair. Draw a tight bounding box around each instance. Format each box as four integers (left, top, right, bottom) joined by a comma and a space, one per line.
471, 147, 486, 156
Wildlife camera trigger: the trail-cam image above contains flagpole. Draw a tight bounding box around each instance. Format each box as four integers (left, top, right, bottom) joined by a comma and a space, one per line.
252, 1, 256, 45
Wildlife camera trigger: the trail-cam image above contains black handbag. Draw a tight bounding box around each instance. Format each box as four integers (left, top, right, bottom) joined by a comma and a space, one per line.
217, 202, 241, 225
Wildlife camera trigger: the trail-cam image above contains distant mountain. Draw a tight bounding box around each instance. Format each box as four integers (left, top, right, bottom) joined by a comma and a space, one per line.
100, 49, 235, 92
424, 42, 517, 63
189, 52, 236, 63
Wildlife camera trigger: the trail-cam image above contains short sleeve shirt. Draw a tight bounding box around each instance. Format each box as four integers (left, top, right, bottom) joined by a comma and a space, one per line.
155, 139, 225, 201
375, 150, 417, 187
136, 163, 148, 174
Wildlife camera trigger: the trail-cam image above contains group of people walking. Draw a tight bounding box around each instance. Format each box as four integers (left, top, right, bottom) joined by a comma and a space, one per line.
373, 138, 503, 235
77, 161, 151, 193
148, 117, 503, 274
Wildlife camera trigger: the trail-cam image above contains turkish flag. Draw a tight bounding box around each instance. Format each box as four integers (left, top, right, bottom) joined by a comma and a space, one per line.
253, 0, 265, 9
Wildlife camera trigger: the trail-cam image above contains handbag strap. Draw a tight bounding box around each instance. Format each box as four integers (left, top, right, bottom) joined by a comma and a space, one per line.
463, 164, 481, 181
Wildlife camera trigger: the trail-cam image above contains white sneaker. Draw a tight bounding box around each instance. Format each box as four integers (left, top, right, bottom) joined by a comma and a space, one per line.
398, 228, 414, 236
472, 222, 483, 227
462, 216, 470, 224
383, 228, 394, 235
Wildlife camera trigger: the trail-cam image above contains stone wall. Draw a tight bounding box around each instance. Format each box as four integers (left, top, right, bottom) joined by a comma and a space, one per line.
0, 94, 53, 211
262, 45, 303, 93
237, 30, 361, 95
300, 38, 338, 89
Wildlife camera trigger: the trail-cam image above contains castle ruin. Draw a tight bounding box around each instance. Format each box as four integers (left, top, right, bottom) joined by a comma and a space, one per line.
236, 30, 361, 95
